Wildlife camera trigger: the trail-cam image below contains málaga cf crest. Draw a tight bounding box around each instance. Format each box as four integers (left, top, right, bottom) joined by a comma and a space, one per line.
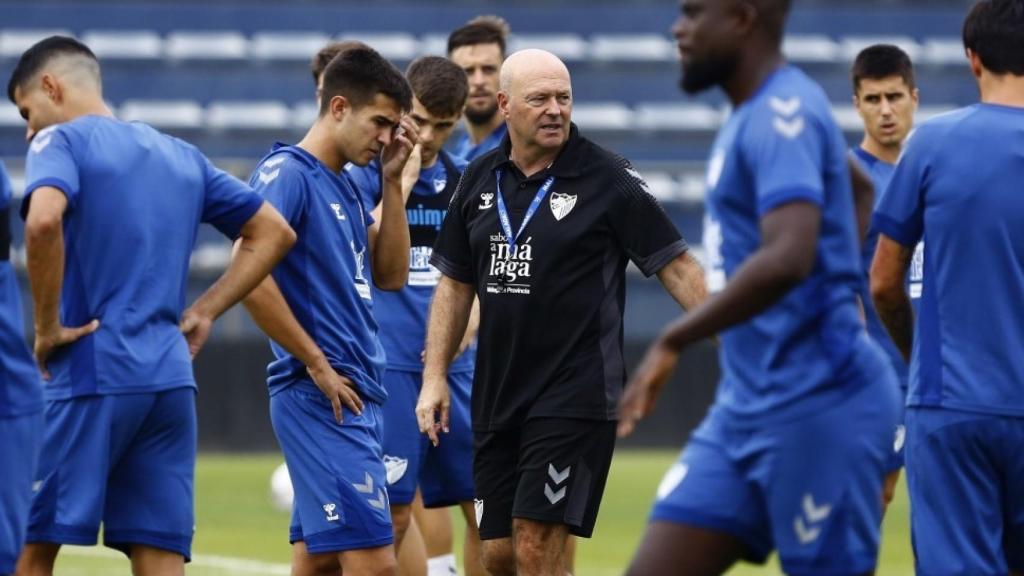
549, 191, 577, 221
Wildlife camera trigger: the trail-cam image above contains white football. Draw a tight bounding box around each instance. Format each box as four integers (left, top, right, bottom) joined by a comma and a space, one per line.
269, 462, 294, 512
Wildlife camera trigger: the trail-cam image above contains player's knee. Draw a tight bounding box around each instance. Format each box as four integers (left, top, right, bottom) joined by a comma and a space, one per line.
390, 504, 413, 540
480, 540, 515, 576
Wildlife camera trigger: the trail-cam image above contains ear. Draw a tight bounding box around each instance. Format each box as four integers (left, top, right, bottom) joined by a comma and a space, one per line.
732, 1, 759, 37
966, 48, 984, 79
40, 73, 62, 104
910, 87, 920, 108
496, 91, 510, 119
330, 94, 350, 121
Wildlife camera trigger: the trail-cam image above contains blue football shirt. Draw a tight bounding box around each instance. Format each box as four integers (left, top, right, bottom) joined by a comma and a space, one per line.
21, 115, 263, 400
702, 65, 878, 425
450, 123, 507, 162
874, 103, 1024, 416
250, 144, 387, 405
852, 147, 922, 391
347, 151, 475, 373
0, 161, 42, 417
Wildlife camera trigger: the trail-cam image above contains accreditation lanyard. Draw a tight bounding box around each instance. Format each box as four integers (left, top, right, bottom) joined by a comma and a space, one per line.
494, 169, 555, 260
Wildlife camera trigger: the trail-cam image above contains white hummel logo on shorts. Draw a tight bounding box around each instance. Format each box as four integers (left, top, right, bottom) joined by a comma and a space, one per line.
544, 463, 571, 505
474, 499, 484, 526
323, 502, 339, 521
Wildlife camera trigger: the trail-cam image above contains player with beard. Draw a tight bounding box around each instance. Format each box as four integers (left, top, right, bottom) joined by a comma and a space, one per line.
448, 16, 510, 162
618, 1, 899, 574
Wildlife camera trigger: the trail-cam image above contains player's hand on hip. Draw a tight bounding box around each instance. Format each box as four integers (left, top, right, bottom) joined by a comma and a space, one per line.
33, 319, 100, 379
416, 376, 451, 447
617, 338, 679, 438
307, 362, 364, 424
381, 116, 420, 183
179, 308, 214, 359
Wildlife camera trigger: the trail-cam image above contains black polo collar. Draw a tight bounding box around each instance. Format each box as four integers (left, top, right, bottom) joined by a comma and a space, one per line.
488, 123, 587, 179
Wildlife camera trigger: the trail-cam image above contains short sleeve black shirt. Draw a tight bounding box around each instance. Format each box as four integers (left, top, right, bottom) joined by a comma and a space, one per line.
432, 124, 688, 431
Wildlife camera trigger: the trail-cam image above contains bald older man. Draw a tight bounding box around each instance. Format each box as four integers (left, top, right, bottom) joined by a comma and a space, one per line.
416, 50, 707, 575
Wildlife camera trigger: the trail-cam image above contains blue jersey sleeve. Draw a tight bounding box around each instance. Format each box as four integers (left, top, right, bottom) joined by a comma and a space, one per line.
249, 157, 308, 229
345, 163, 383, 216
200, 154, 264, 239
22, 125, 79, 217
742, 96, 827, 215
872, 130, 928, 248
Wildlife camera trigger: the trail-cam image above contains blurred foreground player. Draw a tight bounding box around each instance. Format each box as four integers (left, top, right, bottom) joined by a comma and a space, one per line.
242, 47, 417, 576
8, 36, 295, 575
871, 1, 1024, 572
417, 49, 706, 576
0, 161, 43, 576
347, 56, 486, 576
849, 43, 920, 511
618, 1, 900, 574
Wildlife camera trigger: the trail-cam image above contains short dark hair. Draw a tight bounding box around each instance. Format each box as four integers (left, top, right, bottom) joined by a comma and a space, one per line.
963, 0, 1024, 76
851, 44, 916, 93
319, 46, 412, 114
406, 56, 468, 118
310, 40, 369, 84
447, 15, 510, 56
7, 35, 97, 103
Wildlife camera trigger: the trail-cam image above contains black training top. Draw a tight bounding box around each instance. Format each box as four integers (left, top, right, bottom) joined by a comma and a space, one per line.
431, 124, 689, 431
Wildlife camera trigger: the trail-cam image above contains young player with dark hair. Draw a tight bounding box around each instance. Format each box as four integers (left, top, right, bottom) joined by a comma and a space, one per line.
242, 46, 419, 576
618, 1, 900, 573
8, 35, 296, 575
447, 16, 511, 161
871, 0, 1024, 572
347, 55, 486, 576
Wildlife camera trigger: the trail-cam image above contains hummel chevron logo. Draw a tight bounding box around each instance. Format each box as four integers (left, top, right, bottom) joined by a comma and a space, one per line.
30, 134, 53, 154
368, 488, 387, 510
793, 493, 832, 544
353, 471, 374, 494
263, 156, 286, 168
769, 96, 801, 117
258, 169, 280, 185
773, 116, 805, 139
544, 463, 571, 505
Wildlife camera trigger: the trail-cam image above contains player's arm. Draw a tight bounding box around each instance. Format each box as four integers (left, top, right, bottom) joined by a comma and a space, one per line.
656, 251, 707, 312
23, 186, 99, 377
848, 156, 875, 243
180, 203, 295, 356
416, 275, 474, 446
456, 296, 481, 356
238, 250, 364, 423
870, 235, 914, 361
619, 202, 819, 437
367, 117, 418, 290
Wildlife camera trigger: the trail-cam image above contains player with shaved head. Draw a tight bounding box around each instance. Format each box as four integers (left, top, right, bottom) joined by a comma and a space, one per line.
619, 0, 900, 574
417, 49, 706, 576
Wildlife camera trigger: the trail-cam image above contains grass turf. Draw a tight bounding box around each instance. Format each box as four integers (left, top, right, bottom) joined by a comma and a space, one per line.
52, 450, 914, 575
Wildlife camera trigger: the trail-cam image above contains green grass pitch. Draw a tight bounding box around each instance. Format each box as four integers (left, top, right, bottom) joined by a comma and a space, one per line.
52, 451, 914, 575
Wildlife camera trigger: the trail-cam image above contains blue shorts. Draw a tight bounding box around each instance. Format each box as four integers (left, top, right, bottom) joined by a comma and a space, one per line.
651, 373, 899, 575
270, 385, 393, 554
0, 410, 43, 573
28, 388, 196, 560
886, 404, 906, 474
905, 407, 1024, 575
381, 369, 473, 508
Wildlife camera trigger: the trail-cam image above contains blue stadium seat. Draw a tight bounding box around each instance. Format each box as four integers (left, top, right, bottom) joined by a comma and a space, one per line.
251, 32, 332, 62
921, 37, 966, 66
508, 33, 589, 62
589, 34, 675, 63
0, 28, 73, 59
635, 102, 721, 132
783, 34, 840, 64
839, 35, 921, 62
81, 30, 163, 60
119, 100, 204, 129
206, 101, 291, 131
165, 31, 248, 61
571, 102, 633, 132
336, 32, 418, 61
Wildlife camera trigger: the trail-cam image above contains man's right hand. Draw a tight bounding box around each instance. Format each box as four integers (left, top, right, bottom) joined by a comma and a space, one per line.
415, 375, 451, 447
307, 360, 364, 424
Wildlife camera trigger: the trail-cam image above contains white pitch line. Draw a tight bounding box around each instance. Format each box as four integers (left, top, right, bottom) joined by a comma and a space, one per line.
62, 545, 291, 575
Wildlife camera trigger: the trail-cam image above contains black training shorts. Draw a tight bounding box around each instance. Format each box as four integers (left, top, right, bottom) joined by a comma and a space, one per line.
473, 417, 616, 540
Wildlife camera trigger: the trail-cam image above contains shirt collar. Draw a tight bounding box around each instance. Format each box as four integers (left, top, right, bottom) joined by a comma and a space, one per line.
488, 123, 586, 179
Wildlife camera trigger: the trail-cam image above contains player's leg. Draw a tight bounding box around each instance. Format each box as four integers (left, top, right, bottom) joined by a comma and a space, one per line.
381, 370, 428, 553
473, 427, 520, 576
410, 498, 454, 576
396, 513, 426, 576
905, 407, 1015, 575
20, 395, 143, 573
562, 535, 576, 575
103, 389, 197, 572
625, 414, 768, 576
509, 418, 616, 576
270, 386, 394, 575
767, 366, 899, 576
418, 370, 477, 576
0, 411, 42, 576
289, 540, 340, 576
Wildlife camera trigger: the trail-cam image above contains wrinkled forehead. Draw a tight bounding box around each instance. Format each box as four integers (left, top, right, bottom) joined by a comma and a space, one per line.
514, 73, 572, 97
